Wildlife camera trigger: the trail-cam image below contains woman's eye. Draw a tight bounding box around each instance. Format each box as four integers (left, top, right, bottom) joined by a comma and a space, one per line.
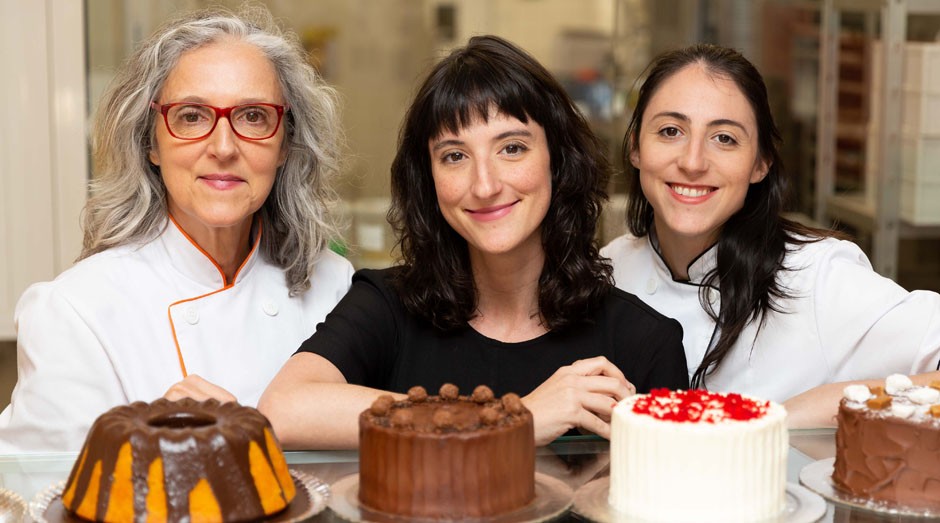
442, 151, 464, 163
503, 143, 527, 155
659, 126, 680, 138
716, 133, 738, 145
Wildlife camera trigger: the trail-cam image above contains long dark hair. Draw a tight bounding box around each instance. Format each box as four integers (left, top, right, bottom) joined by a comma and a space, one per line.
389, 35, 612, 331
624, 44, 835, 387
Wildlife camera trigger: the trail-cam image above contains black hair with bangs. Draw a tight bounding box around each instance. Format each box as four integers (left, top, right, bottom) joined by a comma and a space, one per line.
388, 34, 613, 331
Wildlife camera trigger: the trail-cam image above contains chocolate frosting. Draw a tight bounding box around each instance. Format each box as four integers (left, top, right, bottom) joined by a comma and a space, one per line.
358, 384, 536, 519
62, 398, 294, 522
833, 400, 940, 510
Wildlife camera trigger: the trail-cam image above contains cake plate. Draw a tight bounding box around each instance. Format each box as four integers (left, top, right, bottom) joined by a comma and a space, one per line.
572, 477, 826, 523
328, 472, 573, 523
800, 457, 940, 518
28, 469, 328, 522
0, 488, 26, 523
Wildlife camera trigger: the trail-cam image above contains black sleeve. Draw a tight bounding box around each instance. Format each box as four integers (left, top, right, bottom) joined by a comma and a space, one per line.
640, 317, 689, 391
295, 269, 402, 388
606, 289, 689, 392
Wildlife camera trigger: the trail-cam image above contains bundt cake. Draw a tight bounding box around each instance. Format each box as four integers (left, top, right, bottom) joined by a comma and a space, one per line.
358, 384, 535, 519
62, 398, 295, 522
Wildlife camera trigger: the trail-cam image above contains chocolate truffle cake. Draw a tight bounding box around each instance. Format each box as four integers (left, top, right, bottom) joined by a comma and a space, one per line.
833, 375, 940, 510
358, 384, 535, 519
62, 398, 296, 522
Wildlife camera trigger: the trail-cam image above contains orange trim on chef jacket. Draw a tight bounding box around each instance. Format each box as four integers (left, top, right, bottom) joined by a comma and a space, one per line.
166, 214, 263, 378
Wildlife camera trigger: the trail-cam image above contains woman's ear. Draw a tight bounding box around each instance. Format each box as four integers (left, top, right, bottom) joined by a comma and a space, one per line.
750, 156, 770, 183
629, 141, 640, 169
148, 147, 161, 166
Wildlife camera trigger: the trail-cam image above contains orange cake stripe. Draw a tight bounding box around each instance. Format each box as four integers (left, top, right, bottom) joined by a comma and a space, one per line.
103, 443, 134, 522
248, 440, 288, 513
264, 428, 296, 501
75, 461, 103, 520
188, 478, 222, 523
62, 446, 88, 508
145, 458, 167, 523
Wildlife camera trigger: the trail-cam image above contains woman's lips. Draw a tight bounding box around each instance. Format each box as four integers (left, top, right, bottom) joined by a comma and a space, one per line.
200, 174, 245, 190
466, 201, 518, 222
668, 183, 715, 200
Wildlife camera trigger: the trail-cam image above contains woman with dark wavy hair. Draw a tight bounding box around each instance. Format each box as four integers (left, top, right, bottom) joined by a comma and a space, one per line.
261, 35, 687, 448
602, 43, 940, 426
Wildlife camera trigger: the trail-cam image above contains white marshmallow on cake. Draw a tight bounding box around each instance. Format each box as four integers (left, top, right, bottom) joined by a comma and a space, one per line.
885, 374, 914, 395
891, 402, 917, 418
843, 384, 873, 404
906, 386, 940, 405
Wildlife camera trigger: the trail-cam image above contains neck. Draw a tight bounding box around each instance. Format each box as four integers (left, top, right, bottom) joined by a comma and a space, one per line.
169, 213, 255, 284
654, 221, 716, 281
468, 246, 547, 342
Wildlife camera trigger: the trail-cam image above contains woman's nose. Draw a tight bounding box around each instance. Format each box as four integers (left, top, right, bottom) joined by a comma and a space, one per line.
206, 118, 238, 161
677, 139, 707, 175
470, 159, 502, 199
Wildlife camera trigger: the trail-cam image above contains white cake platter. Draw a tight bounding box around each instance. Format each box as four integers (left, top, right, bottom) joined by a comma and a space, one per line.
572, 477, 826, 523
0, 487, 26, 523
28, 469, 327, 522
800, 457, 940, 518
329, 472, 572, 523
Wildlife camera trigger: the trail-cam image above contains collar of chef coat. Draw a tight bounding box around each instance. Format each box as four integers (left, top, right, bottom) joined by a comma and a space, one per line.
648, 225, 719, 287
162, 213, 263, 289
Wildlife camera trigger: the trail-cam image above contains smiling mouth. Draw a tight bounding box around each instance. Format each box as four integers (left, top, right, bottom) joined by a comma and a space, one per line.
468, 201, 518, 214
669, 183, 714, 198
201, 174, 244, 183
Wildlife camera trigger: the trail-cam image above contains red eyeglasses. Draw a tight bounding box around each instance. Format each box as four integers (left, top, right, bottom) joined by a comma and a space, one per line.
151, 102, 288, 141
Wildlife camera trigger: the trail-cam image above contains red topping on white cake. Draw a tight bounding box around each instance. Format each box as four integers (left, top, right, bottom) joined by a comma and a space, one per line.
631, 389, 769, 422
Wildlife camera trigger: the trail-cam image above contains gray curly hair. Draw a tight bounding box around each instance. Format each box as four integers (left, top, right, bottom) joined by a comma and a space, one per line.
81, 4, 343, 296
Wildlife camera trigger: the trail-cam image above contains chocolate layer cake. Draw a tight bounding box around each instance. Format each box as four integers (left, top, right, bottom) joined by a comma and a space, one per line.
358, 384, 535, 519
833, 375, 940, 510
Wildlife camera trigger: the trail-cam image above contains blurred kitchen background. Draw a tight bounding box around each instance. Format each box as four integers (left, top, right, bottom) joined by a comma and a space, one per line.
2, 0, 940, 408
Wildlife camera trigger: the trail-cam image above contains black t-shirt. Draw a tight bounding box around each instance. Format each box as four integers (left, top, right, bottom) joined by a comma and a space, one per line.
297, 268, 688, 397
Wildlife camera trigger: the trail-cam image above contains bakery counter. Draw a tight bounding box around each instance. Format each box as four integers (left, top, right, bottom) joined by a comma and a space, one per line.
0, 430, 915, 522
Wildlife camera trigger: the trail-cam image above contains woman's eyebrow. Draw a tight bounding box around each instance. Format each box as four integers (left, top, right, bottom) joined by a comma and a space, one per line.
430, 129, 533, 152
649, 111, 749, 135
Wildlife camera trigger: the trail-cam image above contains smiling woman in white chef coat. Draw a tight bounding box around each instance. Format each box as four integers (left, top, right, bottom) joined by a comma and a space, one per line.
0, 6, 353, 453
601, 43, 940, 427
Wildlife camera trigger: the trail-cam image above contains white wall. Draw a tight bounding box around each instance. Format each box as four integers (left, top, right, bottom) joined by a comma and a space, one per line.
0, 0, 88, 339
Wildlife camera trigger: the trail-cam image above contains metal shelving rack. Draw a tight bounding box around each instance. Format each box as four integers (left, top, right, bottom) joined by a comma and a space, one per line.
815, 0, 940, 280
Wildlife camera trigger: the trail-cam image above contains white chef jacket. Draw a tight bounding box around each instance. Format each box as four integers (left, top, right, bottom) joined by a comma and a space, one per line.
601, 233, 940, 403
0, 218, 353, 454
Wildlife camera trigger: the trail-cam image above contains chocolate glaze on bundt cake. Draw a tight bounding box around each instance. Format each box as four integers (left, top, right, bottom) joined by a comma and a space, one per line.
358, 384, 535, 519
62, 398, 295, 522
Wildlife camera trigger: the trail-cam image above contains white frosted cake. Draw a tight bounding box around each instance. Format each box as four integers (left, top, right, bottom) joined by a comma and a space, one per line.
609, 389, 788, 522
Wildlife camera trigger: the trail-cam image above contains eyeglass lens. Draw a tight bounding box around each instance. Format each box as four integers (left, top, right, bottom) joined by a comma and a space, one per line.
167, 104, 281, 139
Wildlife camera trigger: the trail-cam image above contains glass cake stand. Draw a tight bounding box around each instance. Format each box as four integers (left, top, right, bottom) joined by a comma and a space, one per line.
0, 430, 875, 522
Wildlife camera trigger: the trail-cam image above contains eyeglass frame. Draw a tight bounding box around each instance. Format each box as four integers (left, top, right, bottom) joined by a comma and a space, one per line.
150, 101, 289, 141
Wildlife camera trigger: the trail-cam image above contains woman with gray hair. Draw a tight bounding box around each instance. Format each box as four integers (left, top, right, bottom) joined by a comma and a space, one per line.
0, 5, 352, 453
